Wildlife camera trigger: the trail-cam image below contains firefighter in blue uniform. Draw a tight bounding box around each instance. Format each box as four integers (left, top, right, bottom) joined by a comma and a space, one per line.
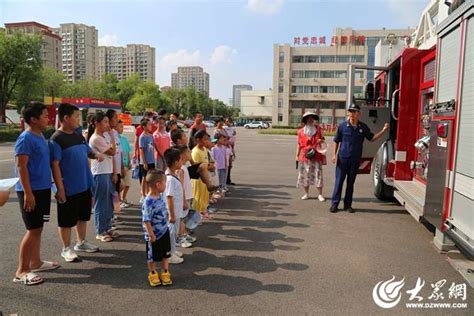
330, 104, 388, 213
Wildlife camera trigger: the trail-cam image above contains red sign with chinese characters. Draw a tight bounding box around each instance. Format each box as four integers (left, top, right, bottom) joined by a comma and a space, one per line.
293, 35, 365, 46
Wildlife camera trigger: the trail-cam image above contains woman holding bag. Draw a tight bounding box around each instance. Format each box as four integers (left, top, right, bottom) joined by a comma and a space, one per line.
296, 112, 326, 201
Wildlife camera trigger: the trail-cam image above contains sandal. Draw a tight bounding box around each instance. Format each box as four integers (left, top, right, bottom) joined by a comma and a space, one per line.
13, 272, 44, 285
96, 233, 113, 242
31, 261, 60, 272
201, 212, 213, 220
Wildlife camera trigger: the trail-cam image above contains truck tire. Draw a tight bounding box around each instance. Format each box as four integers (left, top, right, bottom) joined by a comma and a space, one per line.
372, 143, 394, 201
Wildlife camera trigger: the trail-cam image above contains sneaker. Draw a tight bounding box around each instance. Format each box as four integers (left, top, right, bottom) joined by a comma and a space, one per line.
107, 230, 119, 238
207, 207, 218, 214
169, 254, 184, 264
74, 240, 99, 253
174, 250, 183, 257
61, 247, 79, 262
96, 233, 113, 242
301, 194, 309, 200
185, 234, 196, 243
148, 271, 161, 287
160, 270, 172, 285
318, 195, 326, 202
176, 237, 192, 248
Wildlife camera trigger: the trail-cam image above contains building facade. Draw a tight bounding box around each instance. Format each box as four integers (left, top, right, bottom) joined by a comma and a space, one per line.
240, 90, 273, 119
4, 22, 62, 72
98, 44, 155, 81
171, 66, 209, 95
232, 84, 253, 109
54, 23, 98, 82
273, 27, 413, 126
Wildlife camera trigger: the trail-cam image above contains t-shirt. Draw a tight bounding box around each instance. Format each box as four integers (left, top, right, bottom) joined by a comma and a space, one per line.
105, 130, 122, 174
14, 131, 52, 192
181, 164, 193, 202
139, 133, 155, 164
142, 195, 169, 241
89, 133, 113, 175
211, 145, 227, 170
153, 130, 170, 160
120, 134, 132, 168
165, 171, 184, 218
224, 126, 235, 144
191, 146, 209, 165
49, 130, 93, 196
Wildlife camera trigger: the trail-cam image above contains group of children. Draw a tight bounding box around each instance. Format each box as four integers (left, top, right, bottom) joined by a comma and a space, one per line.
12, 101, 236, 287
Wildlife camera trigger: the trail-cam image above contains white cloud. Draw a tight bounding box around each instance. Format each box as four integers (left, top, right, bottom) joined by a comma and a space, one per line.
245, 0, 284, 15
160, 49, 202, 71
385, 0, 426, 27
210, 45, 238, 65
99, 34, 119, 46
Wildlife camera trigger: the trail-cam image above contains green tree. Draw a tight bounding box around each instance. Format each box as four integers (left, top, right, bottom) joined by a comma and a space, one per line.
117, 73, 142, 108
42, 66, 65, 99
126, 81, 161, 114
0, 31, 42, 122
97, 73, 119, 100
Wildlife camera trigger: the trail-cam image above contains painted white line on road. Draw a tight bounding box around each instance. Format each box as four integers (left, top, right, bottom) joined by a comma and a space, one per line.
0, 159, 14, 162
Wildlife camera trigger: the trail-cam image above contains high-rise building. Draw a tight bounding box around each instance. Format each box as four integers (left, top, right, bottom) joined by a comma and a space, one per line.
54, 23, 98, 82
232, 84, 253, 109
273, 27, 413, 126
98, 44, 155, 81
171, 66, 209, 95
4, 22, 62, 72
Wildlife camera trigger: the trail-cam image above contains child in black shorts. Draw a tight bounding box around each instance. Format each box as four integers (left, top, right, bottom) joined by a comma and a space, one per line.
142, 169, 172, 286
50, 103, 99, 263
13, 102, 60, 286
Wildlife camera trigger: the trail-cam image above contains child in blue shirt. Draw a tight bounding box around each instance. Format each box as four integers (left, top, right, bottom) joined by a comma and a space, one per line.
13, 102, 59, 286
142, 169, 172, 286
139, 118, 156, 203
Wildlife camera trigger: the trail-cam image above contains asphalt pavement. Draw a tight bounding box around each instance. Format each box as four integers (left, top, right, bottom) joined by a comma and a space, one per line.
0, 128, 472, 315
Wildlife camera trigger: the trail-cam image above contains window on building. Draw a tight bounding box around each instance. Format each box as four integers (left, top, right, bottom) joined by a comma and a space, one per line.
334, 71, 346, 78
336, 116, 346, 124
292, 86, 304, 93
304, 86, 318, 93
279, 52, 285, 63
320, 71, 334, 78
335, 86, 347, 93
279, 69, 284, 78
292, 71, 304, 78
278, 114, 283, 122
305, 71, 319, 78
319, 86, 334, 93
351, 55, 365, 63
320, 55, 335, 63
335, 102, 346, 109
336, 55, 350, 63
320, 102, 331, 109
279, 84, 284, 93
292, 56, 304, 63
278, 98, 283, 108
354, 86, 363, 94
307, 55, 319, 63
320, 116, 333, 124
355, 70, 364, 79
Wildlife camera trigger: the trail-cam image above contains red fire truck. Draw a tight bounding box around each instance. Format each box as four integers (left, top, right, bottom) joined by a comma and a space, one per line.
347, 0, 473, 259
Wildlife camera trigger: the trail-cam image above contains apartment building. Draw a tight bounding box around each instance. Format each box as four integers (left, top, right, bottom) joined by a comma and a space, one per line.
171, 66, 209, 95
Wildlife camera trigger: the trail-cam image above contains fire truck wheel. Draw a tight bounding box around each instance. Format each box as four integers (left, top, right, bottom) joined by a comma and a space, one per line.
372, 146, 394, 201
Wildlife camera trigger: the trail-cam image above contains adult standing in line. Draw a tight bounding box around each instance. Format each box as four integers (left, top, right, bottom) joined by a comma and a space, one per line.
296, 112, 326, 201
224, 117, 236, 185
330, 104, 388, 213
188, 112, 206, 149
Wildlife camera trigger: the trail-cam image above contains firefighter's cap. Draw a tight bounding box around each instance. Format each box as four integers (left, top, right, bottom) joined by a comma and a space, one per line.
348, 104, 361, 112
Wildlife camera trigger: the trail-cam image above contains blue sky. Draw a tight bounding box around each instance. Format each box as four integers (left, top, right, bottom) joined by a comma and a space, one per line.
0, 0, 428, 103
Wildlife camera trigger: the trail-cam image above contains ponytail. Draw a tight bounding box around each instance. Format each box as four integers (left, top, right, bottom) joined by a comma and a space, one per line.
86, 111, 107, 142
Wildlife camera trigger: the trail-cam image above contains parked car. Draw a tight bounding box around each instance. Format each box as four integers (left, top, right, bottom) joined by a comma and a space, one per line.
204, 120, 216, 128
244, 121, 268, 129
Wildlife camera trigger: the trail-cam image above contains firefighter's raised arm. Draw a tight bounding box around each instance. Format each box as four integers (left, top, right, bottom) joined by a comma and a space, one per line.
371, 123, 389, 142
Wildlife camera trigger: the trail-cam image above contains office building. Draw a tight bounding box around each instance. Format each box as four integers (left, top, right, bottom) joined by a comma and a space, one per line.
232, 84, 253, 109
98, 44, 155, 81
54, 23, 98, 82
4, 22, 62, 72
273, 27, 413, 126
171, 66, 209, 95
240, 89, 273, 119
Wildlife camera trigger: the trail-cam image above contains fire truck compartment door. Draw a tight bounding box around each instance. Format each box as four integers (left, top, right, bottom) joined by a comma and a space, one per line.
450, 17, 474, 242
424, 120, 452, 229
360, 106, 391, 160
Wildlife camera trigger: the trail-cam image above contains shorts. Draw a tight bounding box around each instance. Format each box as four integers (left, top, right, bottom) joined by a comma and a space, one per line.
57, 190, 92, 228
188, 163, 201, 180
139, 163, 156, 183
122, 169, 132, 187
17, 189, 51, 230
146, 229, 171, 263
